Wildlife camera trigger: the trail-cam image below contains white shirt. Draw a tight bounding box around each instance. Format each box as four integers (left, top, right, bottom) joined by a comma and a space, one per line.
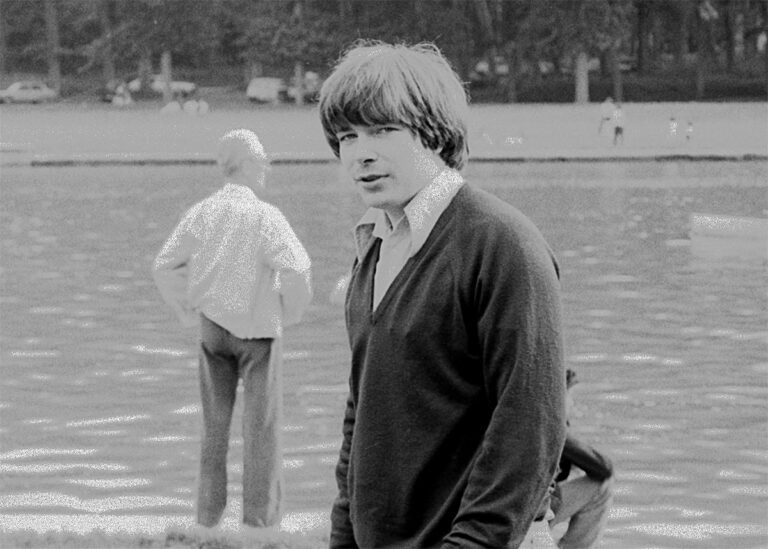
153, 183, 312, 338
354, 169, 465, 309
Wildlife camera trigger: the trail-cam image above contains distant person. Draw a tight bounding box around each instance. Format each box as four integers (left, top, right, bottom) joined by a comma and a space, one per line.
612, 103, 624, 146
598, 97, 614, 135
152, 129, 312, 529
549, 369, 614, 549
319, 40, 566, 548
686, 120, 694, 142
668, 116, 678, 140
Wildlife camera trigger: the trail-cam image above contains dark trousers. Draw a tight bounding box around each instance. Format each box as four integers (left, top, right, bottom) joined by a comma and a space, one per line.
196, 314, 282, 527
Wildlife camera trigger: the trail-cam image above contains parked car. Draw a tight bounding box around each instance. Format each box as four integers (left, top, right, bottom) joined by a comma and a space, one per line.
127, 74, 196, 98
246, 77, 286, 103
0, 81, 57, 103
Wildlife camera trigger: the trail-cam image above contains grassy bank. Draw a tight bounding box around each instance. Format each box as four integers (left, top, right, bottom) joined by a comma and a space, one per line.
1, 101, 766, 163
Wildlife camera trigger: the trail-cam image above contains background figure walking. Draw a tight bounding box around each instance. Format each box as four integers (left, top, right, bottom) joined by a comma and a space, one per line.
598, 96, 614, 135
152, 129, 312, 529
612, 103, 625, 145
549, 369, 614, 548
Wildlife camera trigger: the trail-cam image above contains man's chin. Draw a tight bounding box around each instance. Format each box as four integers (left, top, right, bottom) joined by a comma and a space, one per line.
357, 190, 387, 209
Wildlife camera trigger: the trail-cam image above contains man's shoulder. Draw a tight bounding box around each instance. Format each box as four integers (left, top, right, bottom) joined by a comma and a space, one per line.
447, 184, 559, 275
451, 184, 544, 240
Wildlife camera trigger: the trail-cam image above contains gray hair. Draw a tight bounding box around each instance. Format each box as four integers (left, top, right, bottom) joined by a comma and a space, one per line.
217, 129, 267, 177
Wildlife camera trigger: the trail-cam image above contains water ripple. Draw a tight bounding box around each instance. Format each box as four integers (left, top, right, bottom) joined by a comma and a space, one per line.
8, 350, 61, 358
621, 471, 688, 482
0, 492, 192, 513
627, 521, 768, 540
66, 415, 150, 428
142, 435, 195, 443
171, 405, 199, 415
65, 478, 152, 489
131, 345, 187, 357
0, 448, 96, 460
571, 352, 609, 363
0, 463, 128, 473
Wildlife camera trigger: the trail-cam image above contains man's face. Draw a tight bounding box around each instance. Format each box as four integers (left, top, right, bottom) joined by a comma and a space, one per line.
336, 124, 443, 217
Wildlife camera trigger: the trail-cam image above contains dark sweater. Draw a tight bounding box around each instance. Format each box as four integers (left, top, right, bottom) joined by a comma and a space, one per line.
330, 184, 567, 549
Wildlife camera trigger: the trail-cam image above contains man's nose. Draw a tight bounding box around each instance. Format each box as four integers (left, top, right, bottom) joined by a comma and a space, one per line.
353, 134, 377, 164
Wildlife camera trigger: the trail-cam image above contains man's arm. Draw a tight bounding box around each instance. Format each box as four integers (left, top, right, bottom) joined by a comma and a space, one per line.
329, 392, 357, 548
561, 435, 614, 481
443, 228, 567, 549
152, 208, 200, 327
262, 210, 312, 326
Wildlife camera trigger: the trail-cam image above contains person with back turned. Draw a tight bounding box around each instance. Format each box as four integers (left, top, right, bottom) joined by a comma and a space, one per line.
153, 129, 312, 529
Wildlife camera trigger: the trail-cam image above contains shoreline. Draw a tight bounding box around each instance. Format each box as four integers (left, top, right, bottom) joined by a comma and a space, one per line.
2, 152, 766, 168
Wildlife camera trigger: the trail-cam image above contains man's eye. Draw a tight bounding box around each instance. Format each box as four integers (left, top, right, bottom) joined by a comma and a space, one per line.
376, 126, 399, 135
337, 132, 357, 143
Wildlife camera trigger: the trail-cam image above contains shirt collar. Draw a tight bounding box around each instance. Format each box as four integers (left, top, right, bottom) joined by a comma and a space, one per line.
353, 169, 464, 261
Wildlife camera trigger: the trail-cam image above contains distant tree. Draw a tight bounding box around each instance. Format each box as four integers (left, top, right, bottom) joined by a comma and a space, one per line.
417, 0, 476, 84
236, 0, 347, 79
460, 0, 631, 103
0, 0, 6, 74
98, 0, 115, 84
722, 0, 736, 71
43, 0, 61, 93
111, 0, 218, 95
694, 0, 720, 98
550, 0, 632, 103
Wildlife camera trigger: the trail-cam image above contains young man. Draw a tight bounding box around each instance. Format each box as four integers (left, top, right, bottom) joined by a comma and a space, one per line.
549, 370, 614, 549
319, 41, 566, 548
152, 129, 312, 529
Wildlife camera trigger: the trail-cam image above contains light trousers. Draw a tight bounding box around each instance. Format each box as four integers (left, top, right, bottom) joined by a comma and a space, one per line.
549, 476, 613, 549
196, 314, 283, 528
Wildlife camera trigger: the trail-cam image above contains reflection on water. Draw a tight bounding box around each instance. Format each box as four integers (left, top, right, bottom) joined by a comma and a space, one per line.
1, 161, 766, 547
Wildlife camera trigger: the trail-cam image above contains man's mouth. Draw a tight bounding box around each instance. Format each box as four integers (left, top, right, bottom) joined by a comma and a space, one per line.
357, 174, 385, 183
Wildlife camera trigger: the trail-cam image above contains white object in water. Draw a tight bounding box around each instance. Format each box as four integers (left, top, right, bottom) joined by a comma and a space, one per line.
690, 213, 768, 240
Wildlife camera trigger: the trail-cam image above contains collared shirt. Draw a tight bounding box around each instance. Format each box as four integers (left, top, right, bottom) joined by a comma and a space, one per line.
153, 183, 312, 339
353, 169, 465, 309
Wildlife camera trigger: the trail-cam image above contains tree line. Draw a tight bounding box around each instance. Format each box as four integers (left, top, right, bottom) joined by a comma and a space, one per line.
1, 0, 766, 103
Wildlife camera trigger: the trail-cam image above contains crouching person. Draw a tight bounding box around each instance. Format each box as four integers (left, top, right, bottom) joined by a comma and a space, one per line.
549, 369, 614, 548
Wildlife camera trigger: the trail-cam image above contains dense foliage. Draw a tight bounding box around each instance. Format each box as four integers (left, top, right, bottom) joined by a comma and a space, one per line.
1, 0, 765, 102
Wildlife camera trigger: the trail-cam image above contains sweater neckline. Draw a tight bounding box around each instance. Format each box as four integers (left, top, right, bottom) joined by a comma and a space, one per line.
366, 183, 468, 323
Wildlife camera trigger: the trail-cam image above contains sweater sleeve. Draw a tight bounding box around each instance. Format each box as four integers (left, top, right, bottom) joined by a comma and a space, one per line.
442, 224, 567, 549
329, 391, 358, 548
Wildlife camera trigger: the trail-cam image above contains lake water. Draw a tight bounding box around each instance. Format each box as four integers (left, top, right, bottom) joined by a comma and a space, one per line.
1, 161, 766, 548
